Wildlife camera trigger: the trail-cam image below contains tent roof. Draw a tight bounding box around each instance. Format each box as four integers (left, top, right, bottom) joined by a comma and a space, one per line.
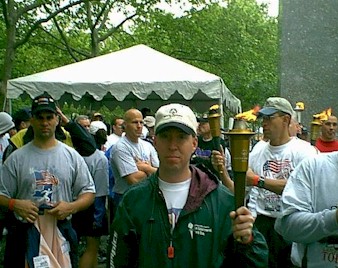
7, 44, 241, 113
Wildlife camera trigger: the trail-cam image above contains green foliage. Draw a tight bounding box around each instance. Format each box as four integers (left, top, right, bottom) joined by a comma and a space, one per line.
10, 97, 32, 115
131, 0, 278, 111
2, 0, 279, 115
61, 102, 125, 124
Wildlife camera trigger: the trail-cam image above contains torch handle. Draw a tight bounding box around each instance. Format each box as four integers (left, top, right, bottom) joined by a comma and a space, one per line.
212, 136, 221, 152
212, 137, 224, 174
234, 171, 246, 209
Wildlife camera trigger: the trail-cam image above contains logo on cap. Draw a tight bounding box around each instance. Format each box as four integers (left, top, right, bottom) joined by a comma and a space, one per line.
32, 94, 57, 115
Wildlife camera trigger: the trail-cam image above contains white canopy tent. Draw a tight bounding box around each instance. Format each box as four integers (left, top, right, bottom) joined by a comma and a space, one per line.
7, 44, 241, 114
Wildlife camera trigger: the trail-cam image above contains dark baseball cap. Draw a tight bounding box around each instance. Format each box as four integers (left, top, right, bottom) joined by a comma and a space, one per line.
197, 113, 209, 123
31, 93, 57, 116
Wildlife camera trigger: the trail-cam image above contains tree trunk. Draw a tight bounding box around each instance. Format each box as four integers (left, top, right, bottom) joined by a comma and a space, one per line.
1, 2, 16, 112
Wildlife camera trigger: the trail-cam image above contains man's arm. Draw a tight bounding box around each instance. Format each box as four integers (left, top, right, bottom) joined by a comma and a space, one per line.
135, 158, 157, 176
47, 192, 95, 220
124, 171, 148, 185
0, 195, 39, 223
275, 157, 338, 244
57, 107, 96, 156
246, 168, 286, 195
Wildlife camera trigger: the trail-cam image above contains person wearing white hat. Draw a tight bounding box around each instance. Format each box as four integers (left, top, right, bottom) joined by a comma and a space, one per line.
107, 103, 268, 267
142, 115, 156, 145
0, 112, 16, 164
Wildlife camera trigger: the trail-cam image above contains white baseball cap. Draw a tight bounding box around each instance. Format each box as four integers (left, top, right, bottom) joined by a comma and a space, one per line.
154, 104, 198, 135
89, 120, 107, 135
144, 116, 156, 128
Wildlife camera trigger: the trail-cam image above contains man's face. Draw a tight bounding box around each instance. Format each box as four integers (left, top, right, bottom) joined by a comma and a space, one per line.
261, 112, 289, 141
124, 110, 143, 141
197, 121, 210, 136
113, 119, 124, 136
154, 127, 197, 174
30, 111, 59, 140
321, 116, 337, 141
288, 118, 300, 137
8, 128, 17, 137
78, 118, 91, 132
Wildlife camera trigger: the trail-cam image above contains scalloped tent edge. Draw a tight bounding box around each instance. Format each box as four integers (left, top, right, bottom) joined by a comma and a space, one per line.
7, 44, 242, 114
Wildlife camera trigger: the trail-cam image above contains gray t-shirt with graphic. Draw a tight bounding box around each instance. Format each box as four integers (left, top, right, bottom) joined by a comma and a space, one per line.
0, 141, 95, 209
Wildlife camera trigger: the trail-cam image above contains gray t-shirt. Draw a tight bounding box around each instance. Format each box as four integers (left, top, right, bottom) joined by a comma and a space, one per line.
0, 141, 95, 208
83, 149, 109, 197
111, 136, 159, 194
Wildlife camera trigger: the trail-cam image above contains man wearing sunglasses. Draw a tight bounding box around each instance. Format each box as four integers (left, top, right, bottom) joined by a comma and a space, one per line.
245, 97, 318, 268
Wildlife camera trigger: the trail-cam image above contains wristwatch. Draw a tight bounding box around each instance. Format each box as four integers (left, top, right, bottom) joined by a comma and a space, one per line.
257, 176, 265, 188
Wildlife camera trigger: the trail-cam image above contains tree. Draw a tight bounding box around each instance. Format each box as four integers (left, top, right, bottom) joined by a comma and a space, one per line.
2, 0, 278, 113
131, 0, 278, 110
0, 0, 206, 110
0, 0, 86, 110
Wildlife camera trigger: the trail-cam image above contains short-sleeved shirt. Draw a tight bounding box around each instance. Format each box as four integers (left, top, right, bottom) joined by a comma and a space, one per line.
111, 136, 159, 194
83, 149, 109, 197
0, 141, 95, 211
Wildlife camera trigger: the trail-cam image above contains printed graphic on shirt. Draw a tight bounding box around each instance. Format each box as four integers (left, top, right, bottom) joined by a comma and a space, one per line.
187, 222, 212, 239
262, 159, 292, 212
263, 160, 292, 177
32, 170, 59, 209
321, 244, 338, 266
194, 148, 212, 158
168, 208, 181, 225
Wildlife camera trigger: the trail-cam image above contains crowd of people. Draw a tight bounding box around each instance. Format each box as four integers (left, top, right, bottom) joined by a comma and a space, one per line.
0, 93, 337, 267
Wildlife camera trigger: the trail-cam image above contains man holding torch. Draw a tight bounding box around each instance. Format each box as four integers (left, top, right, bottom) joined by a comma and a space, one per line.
245, 97, 318, 268
108, 103, 268, 267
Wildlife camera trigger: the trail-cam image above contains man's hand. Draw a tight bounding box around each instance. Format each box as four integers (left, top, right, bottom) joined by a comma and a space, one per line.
13, 199, 39, 223
230, 206, 255, 244
135, 157, 157, 176
56, 107, 69, 126
47, 201, 75, 220
211, 148, 226, 174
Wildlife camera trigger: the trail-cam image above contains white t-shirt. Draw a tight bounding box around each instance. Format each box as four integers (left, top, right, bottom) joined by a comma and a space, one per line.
248, 137, 318, 218
104, 133, 122, 151
158, 178, 191, 224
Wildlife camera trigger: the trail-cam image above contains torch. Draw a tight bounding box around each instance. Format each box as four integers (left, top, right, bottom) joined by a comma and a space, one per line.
226, 118, 255, 209
208, 104, 223, 174
310, 108, 331, 145
310, 117, 322, 146
294, 101, 304, 124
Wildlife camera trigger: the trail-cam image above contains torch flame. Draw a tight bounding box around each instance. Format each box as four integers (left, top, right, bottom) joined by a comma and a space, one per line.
235, 106, 260, 121
313, 108, 332, 121
295, 102, 305, 111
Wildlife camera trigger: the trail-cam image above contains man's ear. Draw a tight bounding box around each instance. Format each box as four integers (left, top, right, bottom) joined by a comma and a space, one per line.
56, 115, 61, 125
192, 136, 198, 152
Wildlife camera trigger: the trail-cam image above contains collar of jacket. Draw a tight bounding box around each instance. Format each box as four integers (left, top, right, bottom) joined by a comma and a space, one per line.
152, 165, 219, 213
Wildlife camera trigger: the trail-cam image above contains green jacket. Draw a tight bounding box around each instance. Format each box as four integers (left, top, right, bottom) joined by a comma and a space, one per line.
108, 165, 268, 268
